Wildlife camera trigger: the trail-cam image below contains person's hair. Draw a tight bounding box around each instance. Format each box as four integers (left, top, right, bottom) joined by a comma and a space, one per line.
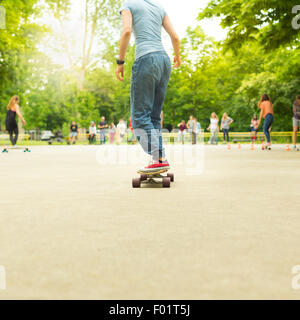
211, 112, 218, 120
296, 95, 300, 106
222, 113, 228, 121
258, 94, 271, 107
252, 114, 258, 120
7, 95, 20, 110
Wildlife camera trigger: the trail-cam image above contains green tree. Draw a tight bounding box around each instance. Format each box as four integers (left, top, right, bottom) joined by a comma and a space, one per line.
198, 0, 300, 51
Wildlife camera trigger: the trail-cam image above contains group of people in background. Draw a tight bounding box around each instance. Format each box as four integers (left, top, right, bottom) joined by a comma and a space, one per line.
177, 115, 201, 144
207, 112, 234, 145
87, 117, 129, 145
3, 94, 300, 150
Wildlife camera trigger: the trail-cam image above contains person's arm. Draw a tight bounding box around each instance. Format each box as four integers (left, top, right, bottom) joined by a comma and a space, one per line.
163, 15, 181, 68
15, 105, 26, 125
116, 10, 132, 81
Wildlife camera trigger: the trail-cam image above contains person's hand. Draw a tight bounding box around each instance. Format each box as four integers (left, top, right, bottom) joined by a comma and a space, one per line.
116, 65, 124, 81
173, 56, 181, 68
23, 120, 26, 126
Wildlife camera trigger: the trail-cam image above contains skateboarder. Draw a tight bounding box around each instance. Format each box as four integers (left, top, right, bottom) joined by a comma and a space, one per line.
5, 96, 26, 146
116, 0, 181, 171
257, 94, 274, 149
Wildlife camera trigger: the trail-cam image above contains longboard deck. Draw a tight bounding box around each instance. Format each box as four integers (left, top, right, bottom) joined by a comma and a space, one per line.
137, 168, 169, 176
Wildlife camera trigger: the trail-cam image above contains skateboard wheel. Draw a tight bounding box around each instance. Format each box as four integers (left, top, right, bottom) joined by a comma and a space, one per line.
140, 174, 147, 181
132, 177, 141, 188
162, 177, 171, 188
167, 173, 174, 182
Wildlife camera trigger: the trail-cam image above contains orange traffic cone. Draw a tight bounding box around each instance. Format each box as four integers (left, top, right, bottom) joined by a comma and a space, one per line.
227, 142, 231, 151
286, 143, 291, 151
238, 142, 241, 149
250, 142, 254, 150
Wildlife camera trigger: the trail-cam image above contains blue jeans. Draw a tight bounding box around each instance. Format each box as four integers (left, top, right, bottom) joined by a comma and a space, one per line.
263, 113, 274, 143
222, 128, 229, 142
100, 130, 106, 144
131, 51, 171, 160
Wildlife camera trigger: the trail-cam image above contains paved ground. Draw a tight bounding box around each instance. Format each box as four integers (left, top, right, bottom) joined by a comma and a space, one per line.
0, 144, 300, 299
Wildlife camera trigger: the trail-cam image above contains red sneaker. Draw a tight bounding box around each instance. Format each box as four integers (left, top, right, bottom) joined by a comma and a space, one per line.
140, 160, 170, 173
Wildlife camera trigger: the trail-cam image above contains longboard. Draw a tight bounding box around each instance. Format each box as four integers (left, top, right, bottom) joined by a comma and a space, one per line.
1, 146, 31, 153
133, 168, 174, 188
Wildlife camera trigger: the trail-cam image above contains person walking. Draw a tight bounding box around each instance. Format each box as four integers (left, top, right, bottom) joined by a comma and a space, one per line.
207, 113, 219, 145
116, 0, 181, 172
98, 116, 108, 145
220, 113, 233, 143
109, 122, 116, 144
187, 115, 197, 144
5, 95, 26, 146
292, 95, 300, 151
257, 94, 274, 149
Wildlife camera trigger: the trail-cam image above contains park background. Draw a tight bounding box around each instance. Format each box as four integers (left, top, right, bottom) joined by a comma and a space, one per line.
0, 0, 299, 137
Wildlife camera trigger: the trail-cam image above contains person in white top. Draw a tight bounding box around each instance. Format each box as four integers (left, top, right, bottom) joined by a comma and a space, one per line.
117, 119, 127, 144
88, 121, 97, 144
207, 112, 219, 145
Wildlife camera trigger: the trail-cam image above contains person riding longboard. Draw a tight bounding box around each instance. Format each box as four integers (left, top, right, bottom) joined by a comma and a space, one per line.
257, 94, 274, 150
116, 0, 181, 172
5, 96, 26, 147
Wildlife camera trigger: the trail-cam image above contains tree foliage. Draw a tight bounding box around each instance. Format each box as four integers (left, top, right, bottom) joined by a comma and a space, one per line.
198, 0, 300, 51
0, 0, 299, 133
